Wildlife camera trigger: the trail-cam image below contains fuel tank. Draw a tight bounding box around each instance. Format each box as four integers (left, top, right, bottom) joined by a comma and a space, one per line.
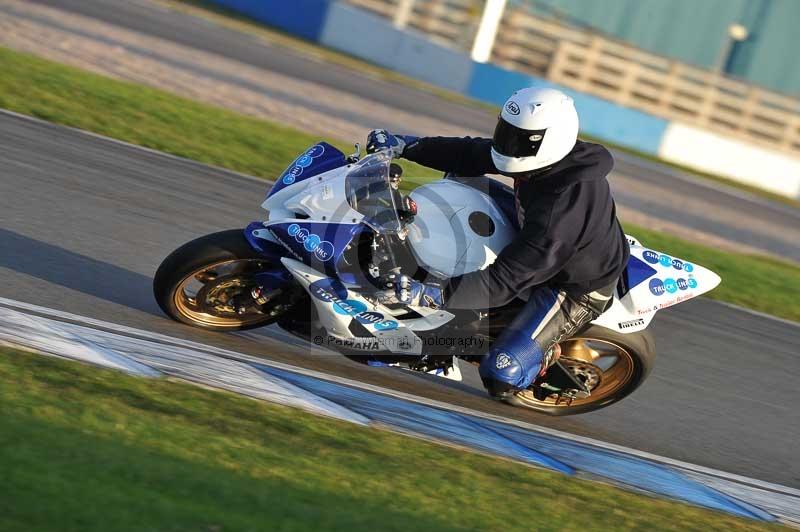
407, 181, 515, 278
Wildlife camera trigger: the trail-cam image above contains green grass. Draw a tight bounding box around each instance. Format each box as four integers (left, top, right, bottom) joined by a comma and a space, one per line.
0, 47, 439, 181
0, 348, 787, 532
1, 46, 798, 320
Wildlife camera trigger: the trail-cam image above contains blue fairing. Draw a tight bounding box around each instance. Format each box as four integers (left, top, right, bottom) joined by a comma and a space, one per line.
244, 224, 288, 257
254, 269, 294, 291
480, 286, 560, 388
245, 220, 366, 278
232, 227, 296, 290
618, 255, 658, 297
268, 142, 346, 197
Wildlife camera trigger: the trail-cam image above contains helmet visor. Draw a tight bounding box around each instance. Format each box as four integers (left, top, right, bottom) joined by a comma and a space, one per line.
492, 118, 547, 158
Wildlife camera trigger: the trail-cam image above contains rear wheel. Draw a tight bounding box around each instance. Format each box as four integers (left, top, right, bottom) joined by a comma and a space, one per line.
153, 230, 296, 331
507, 325, 656, 415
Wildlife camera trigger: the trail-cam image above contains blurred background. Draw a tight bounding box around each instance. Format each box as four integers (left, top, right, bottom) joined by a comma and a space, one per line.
227, 0, 800, 200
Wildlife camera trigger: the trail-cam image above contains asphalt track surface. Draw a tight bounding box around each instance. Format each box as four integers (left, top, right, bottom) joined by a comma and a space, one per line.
1, 112, 798, 487
25, 0, 800, 262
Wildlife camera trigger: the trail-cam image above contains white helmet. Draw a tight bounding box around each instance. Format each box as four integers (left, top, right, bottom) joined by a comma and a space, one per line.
491, 87, 579, 174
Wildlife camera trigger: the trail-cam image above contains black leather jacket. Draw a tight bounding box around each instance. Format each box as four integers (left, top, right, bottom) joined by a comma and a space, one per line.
402, 137, 630, 309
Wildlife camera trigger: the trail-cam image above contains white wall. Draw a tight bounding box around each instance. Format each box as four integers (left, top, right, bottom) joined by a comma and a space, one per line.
658, 122, 800, 199
320, 2, 473, 93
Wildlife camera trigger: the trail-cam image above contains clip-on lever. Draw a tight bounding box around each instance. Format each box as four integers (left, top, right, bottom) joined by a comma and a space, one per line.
346, 143, 361, 163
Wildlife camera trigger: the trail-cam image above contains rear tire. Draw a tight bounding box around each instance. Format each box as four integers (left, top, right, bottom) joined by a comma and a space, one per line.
154, 230, 289, 331
508, 325, 656, 416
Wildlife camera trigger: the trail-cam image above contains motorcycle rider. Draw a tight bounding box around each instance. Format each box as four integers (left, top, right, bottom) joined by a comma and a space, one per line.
366, 87, 630, 401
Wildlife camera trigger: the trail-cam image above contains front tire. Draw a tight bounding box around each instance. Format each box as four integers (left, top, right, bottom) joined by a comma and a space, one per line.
508, 325, 656, 416
153, 230, 292, 331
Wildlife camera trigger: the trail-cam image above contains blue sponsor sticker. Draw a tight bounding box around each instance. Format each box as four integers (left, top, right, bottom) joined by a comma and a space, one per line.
308, 276, 399, 331
306, 145, 325, 158
295, 228, 310, 244
672, 259, 683, 270
642, 250, 659, 264
688, 277, 698, 289
309, 278, 348, 302
677, 278, 688, 291
355, 311, 385, 325
296, 154, 313, 168
684, 263, 694, 273
314, 241, 335, 262
649, 278, 665, 296
285, 224, 336, 261
659, 254, 672, 267
664, 278, 678, 294
333, 299, 367, 316
274, 144, 330, 191
374, 320, 399, 331
304, 233, 321, 252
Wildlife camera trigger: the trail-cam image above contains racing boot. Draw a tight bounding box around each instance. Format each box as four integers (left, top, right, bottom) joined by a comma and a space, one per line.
479, 345, 544, 398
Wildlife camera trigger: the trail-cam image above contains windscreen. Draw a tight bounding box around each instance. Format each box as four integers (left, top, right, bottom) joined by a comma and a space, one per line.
344, 152, 402, 233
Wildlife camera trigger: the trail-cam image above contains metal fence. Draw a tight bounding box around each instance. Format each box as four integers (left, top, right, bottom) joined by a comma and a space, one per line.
343, 0, 800, 155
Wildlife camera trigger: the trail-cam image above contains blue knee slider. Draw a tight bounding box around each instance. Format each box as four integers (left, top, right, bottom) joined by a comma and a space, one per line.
479, 341, 545, 393
478, 287, 560, 394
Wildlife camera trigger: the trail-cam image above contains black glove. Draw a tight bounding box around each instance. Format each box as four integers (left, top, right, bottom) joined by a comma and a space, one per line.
366, 129, 418, 157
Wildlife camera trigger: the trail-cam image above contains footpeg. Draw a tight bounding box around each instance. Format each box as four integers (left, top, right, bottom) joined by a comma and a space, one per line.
527, 359, 592, 402
408, 356, 463, 382
538, 359, 591, 393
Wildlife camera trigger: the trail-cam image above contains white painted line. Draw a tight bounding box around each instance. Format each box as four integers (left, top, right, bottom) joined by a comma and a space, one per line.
0, 302, 367, 424
683, 471, 800, 526
0, 295, 796, 501
710, 300, 800, 329
0, 307, 160, 376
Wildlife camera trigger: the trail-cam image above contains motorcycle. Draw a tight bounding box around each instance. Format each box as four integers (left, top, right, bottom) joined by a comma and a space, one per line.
154, 141, 721, 415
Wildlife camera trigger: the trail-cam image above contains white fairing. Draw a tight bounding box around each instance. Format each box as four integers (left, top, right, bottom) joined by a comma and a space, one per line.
280, 258, 454, 355
593, 243, 721, 333
261, 165, 364, 225
407, 181, 516, 277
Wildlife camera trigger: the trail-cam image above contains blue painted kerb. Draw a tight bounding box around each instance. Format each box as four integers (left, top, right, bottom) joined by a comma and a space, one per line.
256, 364, 775, 522
206, 0, 332, 42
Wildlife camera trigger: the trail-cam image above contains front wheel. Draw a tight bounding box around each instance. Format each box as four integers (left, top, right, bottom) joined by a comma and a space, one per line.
153, 230, 296, 331
507, 325, 656, 416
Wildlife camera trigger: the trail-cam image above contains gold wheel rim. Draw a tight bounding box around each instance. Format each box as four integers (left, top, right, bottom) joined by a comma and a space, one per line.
519, 337, 637, 408
173, 259, 272, 328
